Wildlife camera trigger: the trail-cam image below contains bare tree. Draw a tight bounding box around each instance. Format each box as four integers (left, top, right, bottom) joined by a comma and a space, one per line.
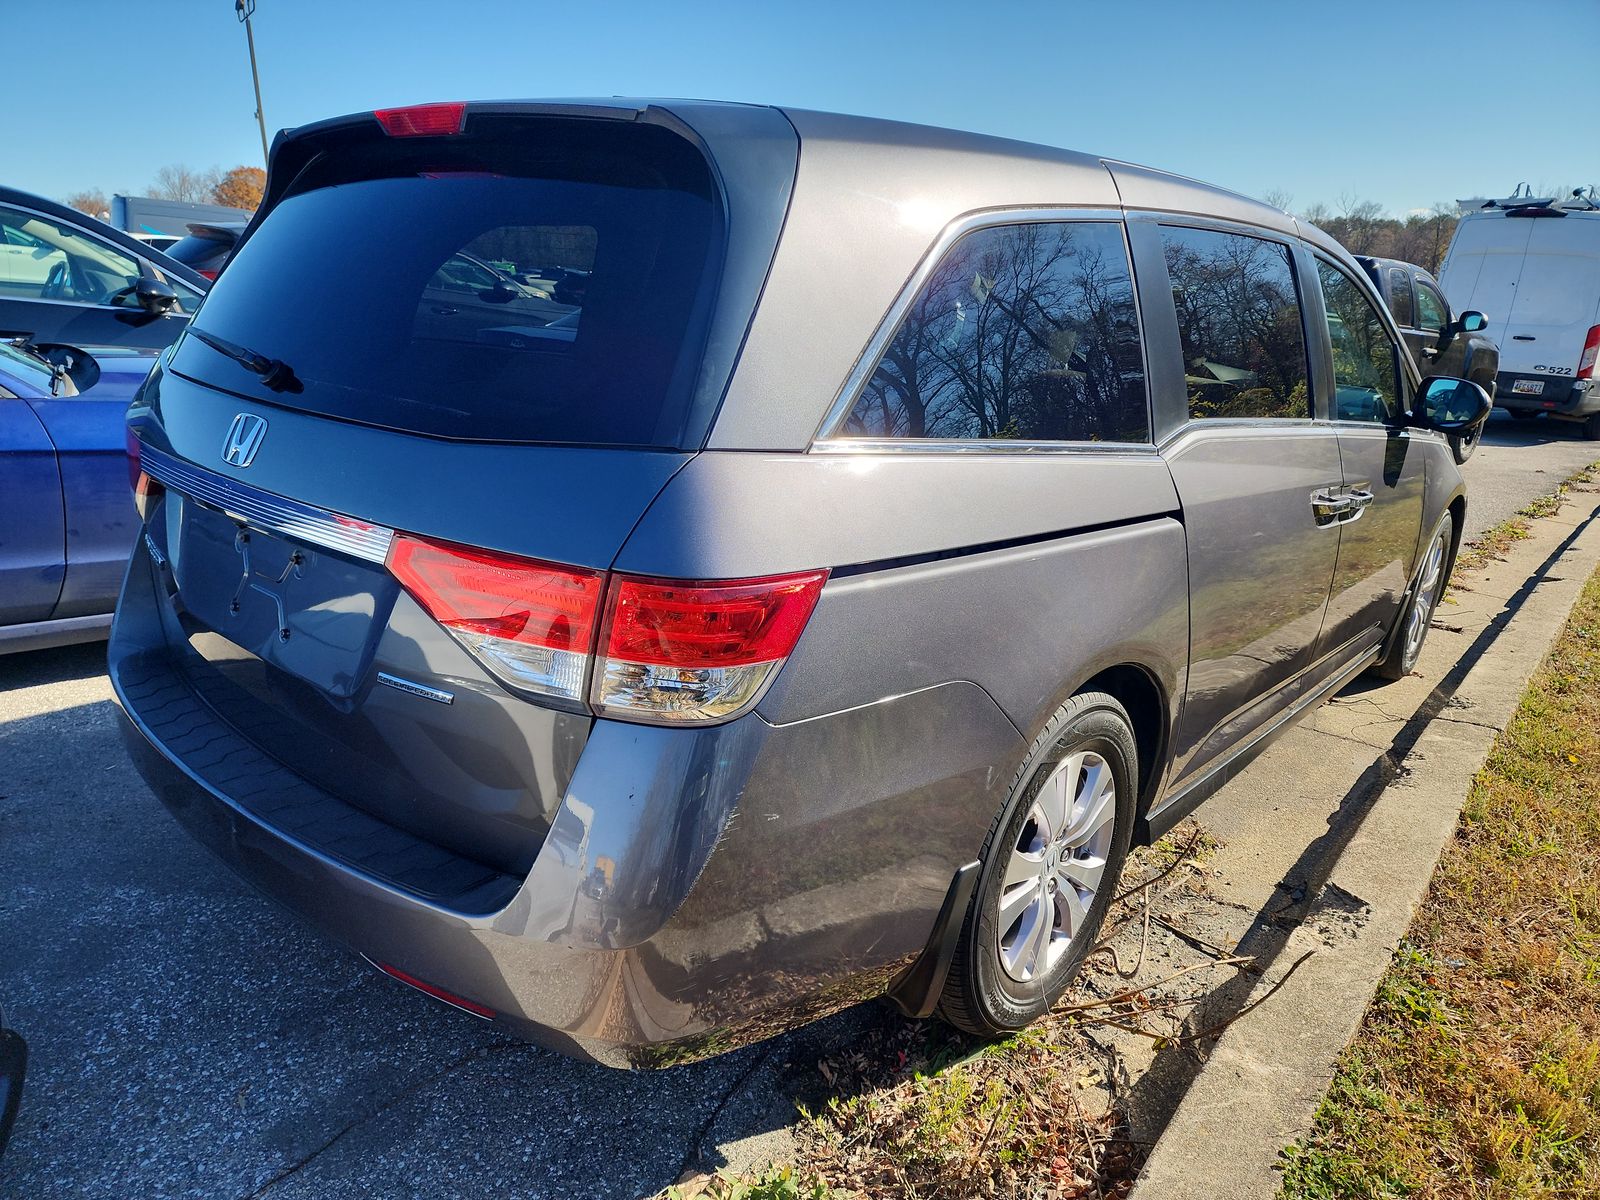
149, 164, 223, 204
64, 189, 110, 219
1260, 189, 1293, 214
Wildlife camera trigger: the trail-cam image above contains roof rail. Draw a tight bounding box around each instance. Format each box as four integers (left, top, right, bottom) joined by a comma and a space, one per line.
1557, 186, 1599, 212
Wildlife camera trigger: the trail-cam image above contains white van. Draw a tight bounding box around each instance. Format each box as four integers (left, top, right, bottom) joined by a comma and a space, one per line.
1439, 195, 1600, 437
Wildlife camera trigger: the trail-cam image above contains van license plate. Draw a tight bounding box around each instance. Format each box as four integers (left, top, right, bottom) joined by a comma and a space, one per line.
1512, 380, 1545, 395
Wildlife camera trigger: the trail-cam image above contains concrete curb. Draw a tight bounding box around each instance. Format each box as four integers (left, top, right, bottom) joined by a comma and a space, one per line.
1132, 494, 1600, 1199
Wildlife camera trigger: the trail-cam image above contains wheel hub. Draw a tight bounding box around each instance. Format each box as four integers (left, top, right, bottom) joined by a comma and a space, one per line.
994, 749, 1117, 984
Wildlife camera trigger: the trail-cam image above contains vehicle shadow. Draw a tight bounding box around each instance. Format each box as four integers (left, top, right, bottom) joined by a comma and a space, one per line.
1476, 409, 1588, 449
1113, 498, 1599, 1145
0, 640, 110, 690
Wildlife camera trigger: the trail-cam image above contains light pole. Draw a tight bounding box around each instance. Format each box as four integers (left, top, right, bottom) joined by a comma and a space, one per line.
236, 0, 270, 166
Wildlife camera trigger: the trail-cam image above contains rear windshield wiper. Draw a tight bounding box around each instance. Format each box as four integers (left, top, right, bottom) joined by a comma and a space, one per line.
186, 327, 303, 393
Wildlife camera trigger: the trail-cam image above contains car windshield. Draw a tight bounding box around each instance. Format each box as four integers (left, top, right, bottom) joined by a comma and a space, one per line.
167, 118, 722, 448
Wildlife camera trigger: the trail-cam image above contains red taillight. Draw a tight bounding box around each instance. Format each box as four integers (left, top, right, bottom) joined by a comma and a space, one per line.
1578, 325, 1600, 380
385, 534, 602, 703
594, 571, 828, 723
126, 428, 164, 520
369, 960, 493, 1020
125, 427, 142, 491
384, 533, 828, 723
604, 572, 828, 668
373, 102, 467, 138
197, 269, 219, 282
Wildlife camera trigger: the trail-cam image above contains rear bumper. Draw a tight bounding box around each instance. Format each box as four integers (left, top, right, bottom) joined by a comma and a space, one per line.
112, 538, 1020, 1066
1494, 372, 1597, 416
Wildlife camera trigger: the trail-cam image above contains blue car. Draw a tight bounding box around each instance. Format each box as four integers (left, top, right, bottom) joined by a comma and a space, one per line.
1, 338, 158, 653
0, 1004, 22, 1160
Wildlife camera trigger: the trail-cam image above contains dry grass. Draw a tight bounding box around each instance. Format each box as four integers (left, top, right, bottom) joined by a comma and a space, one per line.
1278, 565, 1600, 1199
664, 829, 1231, 1200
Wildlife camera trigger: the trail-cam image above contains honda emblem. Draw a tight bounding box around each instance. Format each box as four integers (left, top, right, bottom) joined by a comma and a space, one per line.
222, 413, 267, 468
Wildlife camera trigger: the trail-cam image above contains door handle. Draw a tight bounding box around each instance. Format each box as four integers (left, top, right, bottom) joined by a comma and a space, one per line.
1310, 489, 1353, 527
1339, 488, 1374, 525
1311, 487, 1373, 527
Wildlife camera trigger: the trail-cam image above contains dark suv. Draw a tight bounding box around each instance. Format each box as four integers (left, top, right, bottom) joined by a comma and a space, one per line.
1356, 254, 1498, 461
114, 100, 1488, 1067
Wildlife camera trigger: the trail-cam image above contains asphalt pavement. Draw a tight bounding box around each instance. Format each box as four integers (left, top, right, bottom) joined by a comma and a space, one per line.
1, 412, 1595, 1200
1456, 410, 1599, 538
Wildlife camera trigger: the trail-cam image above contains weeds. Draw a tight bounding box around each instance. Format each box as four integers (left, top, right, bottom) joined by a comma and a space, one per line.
1280, 567, 1600, 1198
1451, 460, 1600, 580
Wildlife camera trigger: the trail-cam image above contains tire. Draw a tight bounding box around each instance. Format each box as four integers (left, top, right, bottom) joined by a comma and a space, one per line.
1449, 425, 1479, 464
937, 691, 1137, 1037
1371, 514, 1453, 682
1583, 413, 1600, 442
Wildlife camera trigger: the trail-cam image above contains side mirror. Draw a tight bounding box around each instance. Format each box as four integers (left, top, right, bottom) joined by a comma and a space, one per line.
1456, 310, 1488, 334
135, 277, 178, 316
1414, 375, 1492, 433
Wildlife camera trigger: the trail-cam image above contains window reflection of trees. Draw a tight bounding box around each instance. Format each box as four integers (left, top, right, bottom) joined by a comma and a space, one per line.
1318, 261, 1398, 423
844, 223, 1147, 442
1161, 226, 1310, 421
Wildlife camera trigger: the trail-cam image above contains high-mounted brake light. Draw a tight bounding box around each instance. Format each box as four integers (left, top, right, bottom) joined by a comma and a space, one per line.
373, 102, 467, 138
386, 534, 603, 704
593, 571, 829, 723
1578, 325, 1600, 380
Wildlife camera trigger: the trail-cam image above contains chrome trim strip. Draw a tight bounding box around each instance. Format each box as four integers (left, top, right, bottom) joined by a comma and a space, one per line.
809, 206, 1127, 446
812, 437, 1159, 456
140, 445, 395, 564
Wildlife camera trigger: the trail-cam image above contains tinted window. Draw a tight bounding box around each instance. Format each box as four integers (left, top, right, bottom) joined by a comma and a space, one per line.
1386, 268, 1414, 326
1414, 278, 1447, 335
0, 204, 140, 306
1318, 260, 1401, 423
1160, 225, 1310, 420
170, 120, 719, 447
839, 222, 1148, 443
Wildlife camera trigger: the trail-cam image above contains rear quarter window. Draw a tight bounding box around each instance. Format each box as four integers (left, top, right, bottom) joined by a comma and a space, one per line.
169, 119, 721, 448
836, 221, 1149, 444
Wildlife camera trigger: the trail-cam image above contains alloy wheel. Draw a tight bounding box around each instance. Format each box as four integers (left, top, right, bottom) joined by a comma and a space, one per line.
995, 750, 1117, 983
1405, 529, 1448, 665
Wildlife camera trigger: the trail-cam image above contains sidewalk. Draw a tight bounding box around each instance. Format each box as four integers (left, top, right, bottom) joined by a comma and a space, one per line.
1131, 487, 1600, 1198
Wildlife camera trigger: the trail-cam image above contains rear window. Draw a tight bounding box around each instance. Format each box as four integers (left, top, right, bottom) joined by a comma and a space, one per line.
164, 234, 233, 274
169, 118, 721, 447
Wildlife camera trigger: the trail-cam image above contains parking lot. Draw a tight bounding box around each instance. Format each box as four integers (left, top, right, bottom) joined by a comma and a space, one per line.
0, 411, 1591, 1200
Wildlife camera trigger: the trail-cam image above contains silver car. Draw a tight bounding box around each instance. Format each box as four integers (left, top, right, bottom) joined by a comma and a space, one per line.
112, 100, 1489, 1067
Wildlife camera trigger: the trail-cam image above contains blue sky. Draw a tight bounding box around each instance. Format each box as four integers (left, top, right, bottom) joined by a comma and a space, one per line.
9, 0, 1596, 215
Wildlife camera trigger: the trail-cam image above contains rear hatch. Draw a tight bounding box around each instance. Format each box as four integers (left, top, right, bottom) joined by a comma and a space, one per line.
128, 105, 759, 879
1498, 216, 1600, 378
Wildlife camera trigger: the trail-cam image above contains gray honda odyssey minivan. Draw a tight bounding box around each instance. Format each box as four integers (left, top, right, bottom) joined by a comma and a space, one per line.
113, 100, 1490, 1067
